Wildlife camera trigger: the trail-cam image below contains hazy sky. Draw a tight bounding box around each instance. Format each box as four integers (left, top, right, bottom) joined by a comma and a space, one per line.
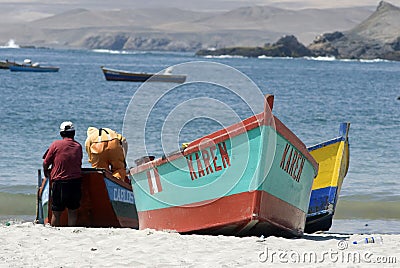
0, 0, 387, 22
0, 0, 385, 10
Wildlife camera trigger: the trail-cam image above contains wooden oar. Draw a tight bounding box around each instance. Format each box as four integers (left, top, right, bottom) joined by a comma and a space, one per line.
35, 169, 45, 224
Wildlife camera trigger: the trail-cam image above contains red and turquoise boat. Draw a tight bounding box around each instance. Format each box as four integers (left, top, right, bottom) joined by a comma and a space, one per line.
36, 168, 138, 228
129, 95, 318, 237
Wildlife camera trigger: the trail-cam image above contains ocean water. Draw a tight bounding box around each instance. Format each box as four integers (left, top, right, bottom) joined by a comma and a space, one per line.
0, 48, 399, 233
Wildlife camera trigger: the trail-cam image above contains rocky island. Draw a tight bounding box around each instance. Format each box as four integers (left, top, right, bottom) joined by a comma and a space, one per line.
196, 35, 313, 58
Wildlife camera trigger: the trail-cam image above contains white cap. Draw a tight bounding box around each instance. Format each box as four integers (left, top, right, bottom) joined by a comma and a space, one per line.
60, 121, 75, 132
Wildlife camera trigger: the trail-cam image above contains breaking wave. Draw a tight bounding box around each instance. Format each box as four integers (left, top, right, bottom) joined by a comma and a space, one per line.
0, 39, 20, 49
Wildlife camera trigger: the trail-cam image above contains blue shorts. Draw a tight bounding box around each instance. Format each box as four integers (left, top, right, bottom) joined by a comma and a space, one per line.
51, 178, 82, 211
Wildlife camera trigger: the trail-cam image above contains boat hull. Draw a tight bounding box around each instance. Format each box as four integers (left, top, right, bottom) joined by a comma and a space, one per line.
38, 168, 138, 228
138, 190, 306, 237
9, 65, 59, 72
305, 123, 350, 233
130, 95, 318, 237
101, 66, 186, 83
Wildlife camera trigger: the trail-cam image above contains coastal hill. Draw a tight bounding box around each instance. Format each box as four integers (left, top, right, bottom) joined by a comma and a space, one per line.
197, 1, 400, 61
0, 5, 374, 51
308, 1, 400, 60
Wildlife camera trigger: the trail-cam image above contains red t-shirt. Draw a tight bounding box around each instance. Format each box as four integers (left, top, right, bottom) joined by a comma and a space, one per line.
43, 138, 83, 181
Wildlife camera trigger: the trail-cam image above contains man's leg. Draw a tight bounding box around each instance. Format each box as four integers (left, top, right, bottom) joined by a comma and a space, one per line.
51, 181, 63, 227
67, 209, 78, 226
51, 211, 62, 226
66, 178, 82, 227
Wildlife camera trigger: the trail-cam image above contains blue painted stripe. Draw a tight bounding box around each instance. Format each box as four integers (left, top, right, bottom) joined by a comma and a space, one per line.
307, 122, 349, 151
308, 186, 338, 214
307, 136, 345, 151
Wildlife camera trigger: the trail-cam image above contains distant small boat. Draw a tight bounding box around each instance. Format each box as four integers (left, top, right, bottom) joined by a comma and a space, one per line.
36, 168, 138, 228
10, 65, 59, 72
305, 122, 350, 233
9, 59, 59, 72
101, 66, 186, 83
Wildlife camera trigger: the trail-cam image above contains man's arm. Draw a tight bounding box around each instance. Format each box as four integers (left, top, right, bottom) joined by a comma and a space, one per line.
42, 145, 53, 178
43, 162, 51, 178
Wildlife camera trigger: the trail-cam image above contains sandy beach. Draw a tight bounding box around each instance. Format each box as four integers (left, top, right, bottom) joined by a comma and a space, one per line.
0, 222, 398, 267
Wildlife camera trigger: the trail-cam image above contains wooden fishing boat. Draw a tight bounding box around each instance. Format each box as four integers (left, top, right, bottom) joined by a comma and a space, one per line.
101, 66, 186, 83
305, 122, 350, 233
129, 95, 318, 237
36, 168, 138, 228
9, 64, 59, 72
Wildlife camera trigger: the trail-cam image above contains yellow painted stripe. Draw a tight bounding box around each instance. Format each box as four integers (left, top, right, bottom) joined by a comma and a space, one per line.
310, 141, 348, 190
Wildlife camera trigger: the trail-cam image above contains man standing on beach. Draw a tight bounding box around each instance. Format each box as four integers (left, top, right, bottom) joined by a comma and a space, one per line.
43, 121, 83, 227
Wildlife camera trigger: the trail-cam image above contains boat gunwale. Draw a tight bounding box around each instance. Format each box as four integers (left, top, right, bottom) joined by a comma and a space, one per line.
307, 122, 350, 152
82, 167, 132, 190
307, 136, 346, 151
